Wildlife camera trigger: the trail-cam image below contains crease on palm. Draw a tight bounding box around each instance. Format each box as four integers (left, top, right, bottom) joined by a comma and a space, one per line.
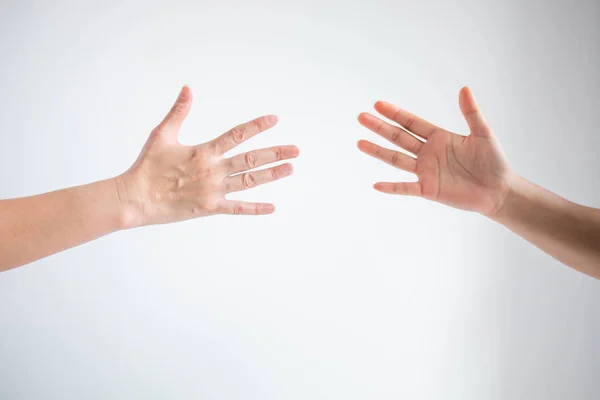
357, 86, 511, 215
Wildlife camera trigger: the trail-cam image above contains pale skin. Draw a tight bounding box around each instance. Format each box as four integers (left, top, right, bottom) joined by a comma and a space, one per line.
0, 86, 299, 272
357, 86, 600, 279
1, 86, 599, 278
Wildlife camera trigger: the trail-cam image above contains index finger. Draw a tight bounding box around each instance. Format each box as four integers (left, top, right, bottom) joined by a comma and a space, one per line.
210, 115, 278, 155
374, 101, 441, 139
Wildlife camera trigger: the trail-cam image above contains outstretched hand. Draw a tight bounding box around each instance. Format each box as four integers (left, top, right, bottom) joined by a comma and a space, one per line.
357, 87, 512, 216
116, 86, 299, 228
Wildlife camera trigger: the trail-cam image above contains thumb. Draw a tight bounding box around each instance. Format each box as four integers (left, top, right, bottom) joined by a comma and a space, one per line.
157, 85, 193, 140
459, 86, 490, 137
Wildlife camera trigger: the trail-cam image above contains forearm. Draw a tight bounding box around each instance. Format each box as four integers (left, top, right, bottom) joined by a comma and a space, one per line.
0, 178, 130, 272
490, 174, 600, 278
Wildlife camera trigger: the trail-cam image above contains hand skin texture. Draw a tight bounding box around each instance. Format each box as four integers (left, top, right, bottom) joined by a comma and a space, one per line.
0, 86, 299, 272
358, 86, 600, 279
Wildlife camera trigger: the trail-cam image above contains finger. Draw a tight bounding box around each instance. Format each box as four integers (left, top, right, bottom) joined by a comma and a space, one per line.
459, 86, 490, 137
374, 101, 441, 139
224, 163, 294, 193
218, 200, 275, 215
357, 140, 416, 173
157, 85, 193, 141
225, 145, 299, 174
358, 112, 424, 155
210, 115, 278, 155
374, 182, 422, 196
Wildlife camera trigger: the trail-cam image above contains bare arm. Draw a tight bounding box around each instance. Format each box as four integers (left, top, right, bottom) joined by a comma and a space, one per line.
0, 86, 299, 272
357, 86, 600, 279
0, 179, 128, 271
490, 175, 600, 278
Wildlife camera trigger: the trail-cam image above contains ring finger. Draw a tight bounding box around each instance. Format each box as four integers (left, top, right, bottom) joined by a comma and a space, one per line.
224, 163, 294, 193
225, 145, 299, 174
357, 140, 416, 173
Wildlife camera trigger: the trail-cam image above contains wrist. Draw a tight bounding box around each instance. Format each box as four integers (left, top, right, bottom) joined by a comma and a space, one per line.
113, 173, 145, 230
486, 172, 525, 223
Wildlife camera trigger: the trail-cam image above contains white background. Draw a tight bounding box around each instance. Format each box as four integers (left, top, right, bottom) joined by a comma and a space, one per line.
1, 0, 599, 399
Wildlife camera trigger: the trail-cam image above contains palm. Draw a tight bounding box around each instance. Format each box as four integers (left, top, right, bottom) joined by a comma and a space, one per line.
358, 87, 511, 216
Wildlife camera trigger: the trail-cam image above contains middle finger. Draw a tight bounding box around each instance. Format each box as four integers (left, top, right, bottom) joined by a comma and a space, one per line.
358, 112, 424, 156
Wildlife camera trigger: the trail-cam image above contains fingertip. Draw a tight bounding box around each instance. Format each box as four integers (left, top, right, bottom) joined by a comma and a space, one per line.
374, 100, 390, 111
357, 113, 373, 128
356, 139, 369, 150
359, 111, 376, 121
282, 162, 294, 174
266, 115, 278, 125
459, 86, 477, 110
260, 203, 276, 214
289, 145, 300, 157
179, 85, 192, 101
460, 86, 476, 104
373, 182, 392, 192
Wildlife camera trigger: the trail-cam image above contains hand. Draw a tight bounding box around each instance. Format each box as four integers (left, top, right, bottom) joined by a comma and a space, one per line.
116, 86, 299, 228
357, 87, 512, 216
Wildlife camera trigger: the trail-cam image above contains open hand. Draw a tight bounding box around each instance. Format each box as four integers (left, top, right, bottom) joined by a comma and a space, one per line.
357, 87, 512, 216
116, 86, 299, 228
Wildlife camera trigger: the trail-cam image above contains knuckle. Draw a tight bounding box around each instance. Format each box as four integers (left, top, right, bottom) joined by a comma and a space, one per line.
233, 204, 244, 215
391, 153, 399, 165
243, 173, 255, 188
150, 127, 169, 144
150, 127, 162, 138
412, 140, 423, 154
405, 113, 416, 129
409, 159, 417, 172
229, 127, 246, 144
255, 117, 268, 131
391, 130, 400, 143
244, 151, 259, 168
170, 101, 187, 117
271, 167, 279, 179
190, 149, 215, 175
275, 147, 282, 161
